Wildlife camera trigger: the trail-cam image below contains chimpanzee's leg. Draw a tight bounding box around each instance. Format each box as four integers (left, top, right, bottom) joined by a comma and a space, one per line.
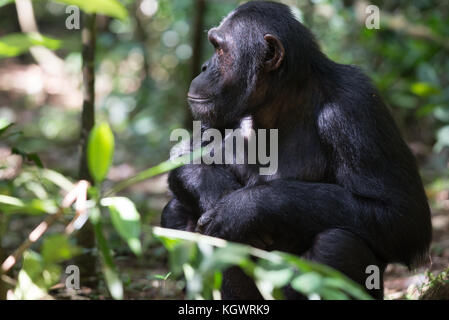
221, 267, 263, 300
302, 228, 386, 299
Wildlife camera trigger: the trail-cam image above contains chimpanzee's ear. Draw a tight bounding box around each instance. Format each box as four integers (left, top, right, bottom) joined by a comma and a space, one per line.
263, 34, 285, 71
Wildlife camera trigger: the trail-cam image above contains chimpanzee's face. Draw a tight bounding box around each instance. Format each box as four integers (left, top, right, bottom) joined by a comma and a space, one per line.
187, 17, 260, 128
187, 9, 286, 129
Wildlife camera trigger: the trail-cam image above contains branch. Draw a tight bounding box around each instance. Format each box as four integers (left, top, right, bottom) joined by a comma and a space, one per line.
14, 0, 65, 75
79, 13, 97, 183
0, 181, 90, 274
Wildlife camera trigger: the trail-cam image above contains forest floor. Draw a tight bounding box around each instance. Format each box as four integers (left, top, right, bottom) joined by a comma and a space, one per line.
383, 207, 449, 300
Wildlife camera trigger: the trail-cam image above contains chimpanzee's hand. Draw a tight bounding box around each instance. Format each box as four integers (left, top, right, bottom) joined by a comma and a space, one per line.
196, 190, 274, 249
161, 198, 198, 231
168, 164, 242, 214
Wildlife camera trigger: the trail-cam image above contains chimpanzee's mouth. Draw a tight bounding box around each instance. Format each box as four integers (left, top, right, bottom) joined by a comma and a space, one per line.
187, 94, 212, 103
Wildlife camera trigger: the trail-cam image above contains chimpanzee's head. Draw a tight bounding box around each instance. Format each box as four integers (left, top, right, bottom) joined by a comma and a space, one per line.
187, 1, 317, 128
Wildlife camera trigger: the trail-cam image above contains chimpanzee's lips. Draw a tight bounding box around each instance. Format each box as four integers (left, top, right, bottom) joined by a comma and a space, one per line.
187, 95, 212, 103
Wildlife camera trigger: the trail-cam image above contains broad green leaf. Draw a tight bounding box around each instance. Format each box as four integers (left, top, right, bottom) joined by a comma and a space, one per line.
87, 122, 115, 183
101, 197, 142, 256
53, 0, 128, 20
411, 82, 440, 97
0, 33, 61, 58
41, 234, 81, 264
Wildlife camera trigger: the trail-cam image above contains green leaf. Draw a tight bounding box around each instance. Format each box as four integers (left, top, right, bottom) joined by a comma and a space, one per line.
0, 33, 61, 58
106, 148, 204, 196
322, 277, 369, 300
27, 199, 59, 214
291, 272, 323, 295
12, 148, 44, 168
41, 168, 74, 192
0, 195, 58, 215
103, 264, 124, 300
319, 287, 349, 300
87, 122, 115, 183
410, 82, 440, 97
433, 106, 449, 122
202, 244, 250, 271
434, 125, 449, 153
0, 0, 15, 8
169, 242, 197, 276
41, 234, 81, 264
0, 118, 14, 136
101, 197, 142, 256
92, 211, 123, 300
254, 265, 294, 288
213, 271, 222, 290
0, 195, 25, 208
13, 251, 61, 300
53, 0, 128, 20
151, 272, 171, 281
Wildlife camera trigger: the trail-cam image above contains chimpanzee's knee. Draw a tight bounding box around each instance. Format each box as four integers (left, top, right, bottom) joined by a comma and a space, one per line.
304, 228, 385, 299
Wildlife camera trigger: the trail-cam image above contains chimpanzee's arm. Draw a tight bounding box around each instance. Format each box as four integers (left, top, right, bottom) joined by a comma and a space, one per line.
196, 176, 426, 264
161, 164, 242, 232
167, 164, 243, 216
196, 180, 366, 252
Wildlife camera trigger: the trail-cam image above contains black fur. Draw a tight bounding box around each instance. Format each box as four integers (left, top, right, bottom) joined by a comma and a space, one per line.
161, 1, 432, 299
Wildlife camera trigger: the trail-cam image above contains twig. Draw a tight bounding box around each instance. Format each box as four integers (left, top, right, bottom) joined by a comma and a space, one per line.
1, 210, 63, 273
0, 181, 90, 274
104, 148, 203, 197
15, 0, 65, 75
76, 12, 98, 286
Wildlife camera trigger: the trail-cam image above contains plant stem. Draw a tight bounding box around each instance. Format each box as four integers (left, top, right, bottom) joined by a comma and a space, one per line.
104, 148, 203, 197
1, 210, 63, 274
76, 12, 98, 287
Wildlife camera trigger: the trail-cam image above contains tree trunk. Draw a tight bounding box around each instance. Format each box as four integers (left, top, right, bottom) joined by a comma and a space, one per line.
184, 0, 207, 129
75, 13, 98, 288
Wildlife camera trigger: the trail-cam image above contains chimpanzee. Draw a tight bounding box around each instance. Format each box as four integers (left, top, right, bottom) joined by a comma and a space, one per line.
161, 1, 432, 299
